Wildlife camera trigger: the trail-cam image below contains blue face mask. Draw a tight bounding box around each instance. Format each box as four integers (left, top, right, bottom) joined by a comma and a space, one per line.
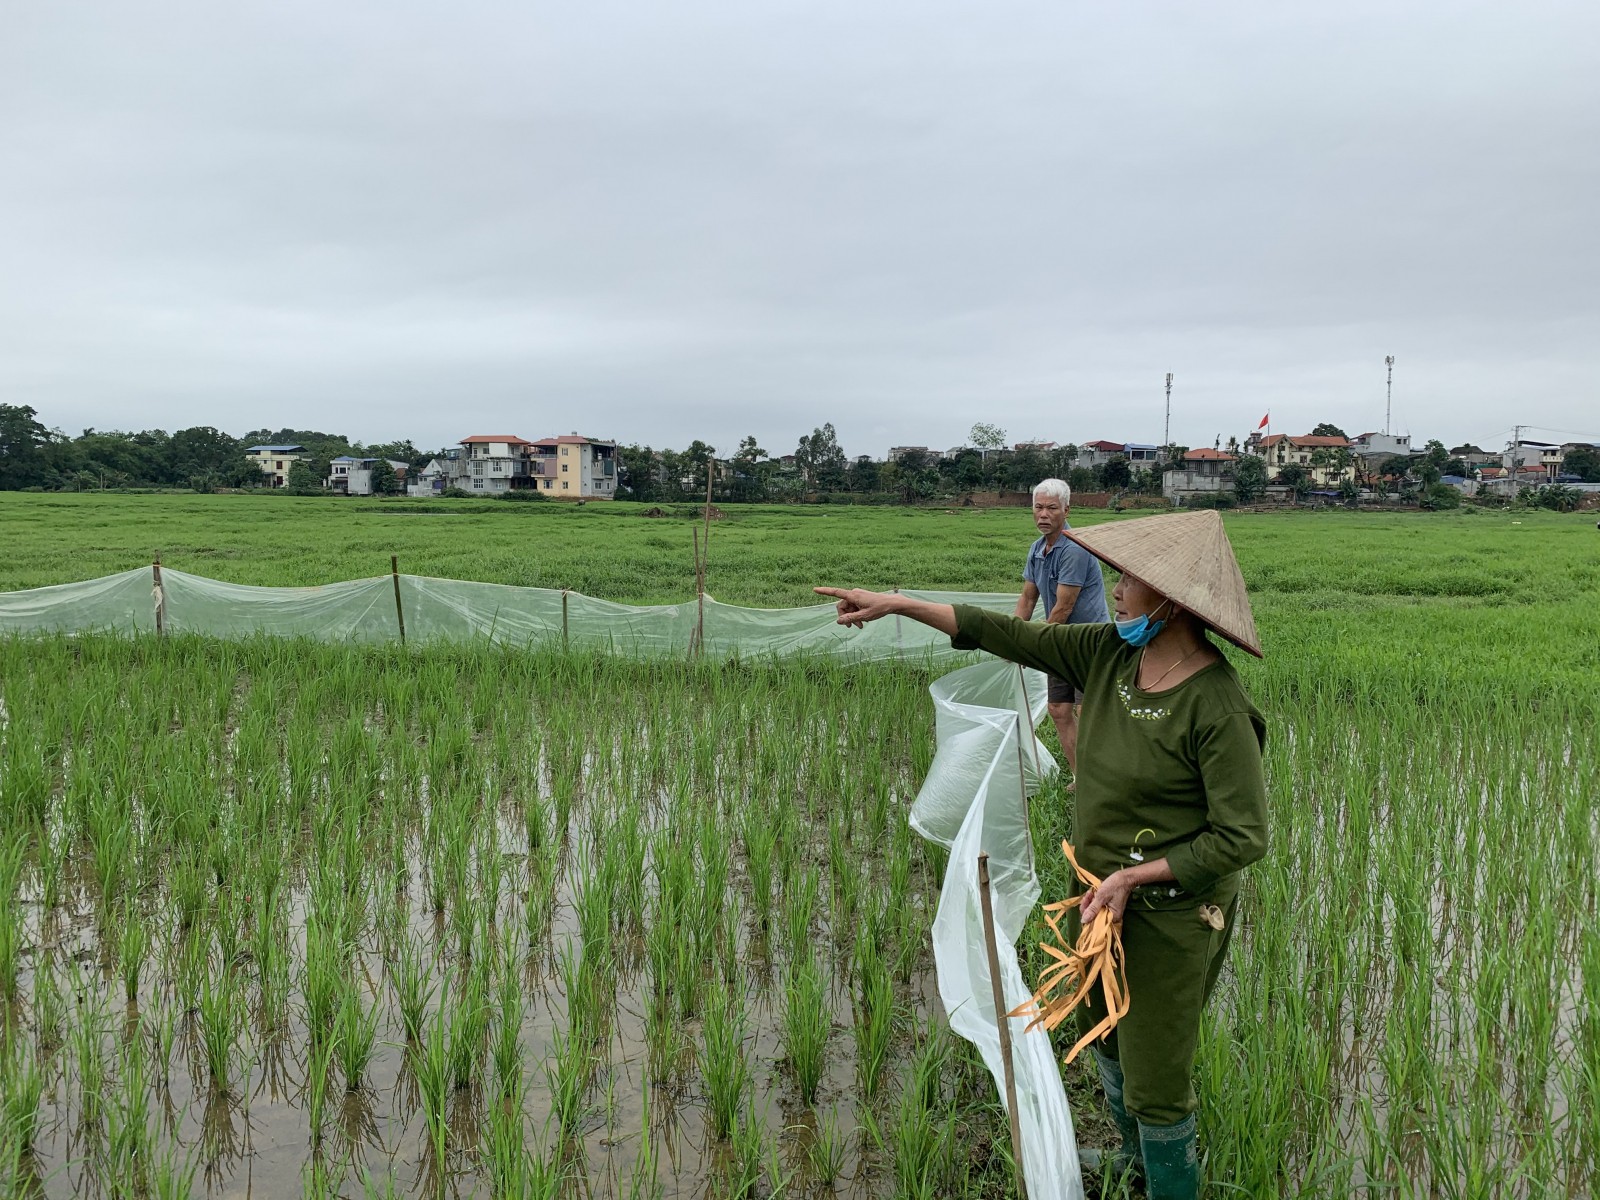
1115, 600, 1173, 647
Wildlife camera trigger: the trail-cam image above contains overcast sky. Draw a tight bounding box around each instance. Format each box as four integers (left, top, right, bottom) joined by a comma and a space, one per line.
3, 1, 1596, 458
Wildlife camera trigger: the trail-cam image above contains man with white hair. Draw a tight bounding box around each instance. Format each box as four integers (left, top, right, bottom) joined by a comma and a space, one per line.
1016, 478, 1110, 782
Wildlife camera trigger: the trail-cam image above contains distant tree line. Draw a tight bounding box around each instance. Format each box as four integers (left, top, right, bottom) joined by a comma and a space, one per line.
0, 405, 438, 493
614, 423, 1171, 504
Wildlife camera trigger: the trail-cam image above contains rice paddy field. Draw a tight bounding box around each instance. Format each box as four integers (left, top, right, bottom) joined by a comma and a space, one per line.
1, 493, 1597, 1198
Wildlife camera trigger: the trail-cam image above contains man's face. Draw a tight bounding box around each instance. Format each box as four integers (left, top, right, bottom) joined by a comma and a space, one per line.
1032, 495, 1067, 537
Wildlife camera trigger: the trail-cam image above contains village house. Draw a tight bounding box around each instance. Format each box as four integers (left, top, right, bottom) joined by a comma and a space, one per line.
1350, 431, 1413, 460
449, 435, 538, 494
243, 444, 305, 487
1244, 433, 1358, 487
326, 456, 410, 495
527, 435, 619, 498
1501, 439, 1564, 478
406, 456, 455, 497
1162, 448, 1237, 503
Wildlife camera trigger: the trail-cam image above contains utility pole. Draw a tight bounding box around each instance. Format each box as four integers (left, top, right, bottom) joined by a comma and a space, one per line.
1384, 355, 1395, 436
1164, 373, 1174, 452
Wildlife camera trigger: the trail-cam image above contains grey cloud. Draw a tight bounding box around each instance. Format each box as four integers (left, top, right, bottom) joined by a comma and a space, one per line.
2, 0, 1595, 457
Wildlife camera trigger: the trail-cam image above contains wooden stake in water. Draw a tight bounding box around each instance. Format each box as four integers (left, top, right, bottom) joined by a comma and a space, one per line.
690, 526, 703, 656
152, 553, 166, 636
391, 554, 406, 645
977, 852, 1029, 1200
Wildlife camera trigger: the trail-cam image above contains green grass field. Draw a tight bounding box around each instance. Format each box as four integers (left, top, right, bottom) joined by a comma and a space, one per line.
1, 494, 1597, 1197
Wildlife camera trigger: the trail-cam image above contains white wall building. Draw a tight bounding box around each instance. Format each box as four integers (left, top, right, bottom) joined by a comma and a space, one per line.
243, 444, 305, 487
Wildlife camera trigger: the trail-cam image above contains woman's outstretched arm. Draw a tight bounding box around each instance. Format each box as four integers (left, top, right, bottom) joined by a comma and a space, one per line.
813, 587, 957, 636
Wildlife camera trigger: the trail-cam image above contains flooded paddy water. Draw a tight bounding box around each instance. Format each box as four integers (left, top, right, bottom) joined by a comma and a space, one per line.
2, 606, 1597, 1198
1, 638, 1011, 1198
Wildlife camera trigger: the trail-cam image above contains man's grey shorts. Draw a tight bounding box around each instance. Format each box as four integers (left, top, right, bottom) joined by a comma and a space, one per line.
1047, 674, 1084, 706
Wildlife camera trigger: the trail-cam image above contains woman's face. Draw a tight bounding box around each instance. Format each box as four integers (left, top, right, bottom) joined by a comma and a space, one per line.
1111, 572, 1168, 622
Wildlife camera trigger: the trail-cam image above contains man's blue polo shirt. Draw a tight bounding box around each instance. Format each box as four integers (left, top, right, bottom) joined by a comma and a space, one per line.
1023, 528, 1110, 624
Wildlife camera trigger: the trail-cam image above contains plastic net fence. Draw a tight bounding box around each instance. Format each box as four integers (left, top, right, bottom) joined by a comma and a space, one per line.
0, 569, 1083, 1198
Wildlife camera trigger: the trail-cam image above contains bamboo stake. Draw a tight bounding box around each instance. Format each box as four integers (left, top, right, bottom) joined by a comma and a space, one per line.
691, 526, 704, 657
562, 588, 570, 649
391, 554, 406, 645
978, 852, 1029, 1200
152, 553, 165, 636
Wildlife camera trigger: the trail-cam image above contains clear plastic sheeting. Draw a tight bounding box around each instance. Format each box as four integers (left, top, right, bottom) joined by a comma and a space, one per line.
0, 567, 1081, 1196
0, 569, 1023, 658
913, 660, 1083, 1200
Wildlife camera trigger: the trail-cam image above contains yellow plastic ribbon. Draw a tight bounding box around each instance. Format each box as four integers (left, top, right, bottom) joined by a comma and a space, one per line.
1006, 840, 1131, 1064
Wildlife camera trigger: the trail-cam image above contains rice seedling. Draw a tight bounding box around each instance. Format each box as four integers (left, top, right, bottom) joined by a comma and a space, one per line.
889, 1084, 952, 1200
699, 978, 753, 1142
780, 954, 830, 1106
717, 1101, 768, 1200
544, 1024, 591, 1145
197, 968, 242, 1090
413, 1010, 451, 1173
0, 1044, 44, 1153
852, 939, 896, 1101
118, 903, 149, 1006
334, 980, 381, 1092
3, 508, 1593, 1197
104, 1042, 152, 1191
806, 1109, 848, 1186
491, 960, 524, 1097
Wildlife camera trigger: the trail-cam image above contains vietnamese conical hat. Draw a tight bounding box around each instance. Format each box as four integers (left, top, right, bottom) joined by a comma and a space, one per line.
1065, 510, 1262, 658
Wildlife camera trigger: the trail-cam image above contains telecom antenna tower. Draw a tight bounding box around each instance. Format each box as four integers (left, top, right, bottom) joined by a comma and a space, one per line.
1385, 355, 1395, 435
1164, 373, 1174, 450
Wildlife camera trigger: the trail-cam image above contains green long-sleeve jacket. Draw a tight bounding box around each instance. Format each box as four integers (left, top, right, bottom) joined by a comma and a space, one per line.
951, 606, 1268, 904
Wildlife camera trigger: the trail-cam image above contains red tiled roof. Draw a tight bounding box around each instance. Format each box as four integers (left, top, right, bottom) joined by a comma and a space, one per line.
460, 435, 532, 445
1185, 448, 1235, 460
1084, 439, 1125, 452
1259, 434, 1350, 448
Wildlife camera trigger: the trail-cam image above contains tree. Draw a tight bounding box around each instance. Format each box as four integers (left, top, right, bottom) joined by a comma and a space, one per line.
1561, 445, 1600, 482
1100, 456, 1132, 490
969, 422, 1007, 455
616, 444, 662, 501
362, 439, 423, 468
0, 404, 53, 489
367, 459, 400, 495
680, 440, 717, 494
286, 459, 323, 491
730, 435, 770, 501
1309, 445, 1354, 483
1276, 463, 1311, 501
167, 426, 243, 482
846, 457, 882, 493
795, 424, 846, 491
1311, 422, 1348, 439
1421, 482, 1461, 510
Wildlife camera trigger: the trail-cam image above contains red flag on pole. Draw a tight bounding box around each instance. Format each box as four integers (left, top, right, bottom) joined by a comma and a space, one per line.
1257, 413, 1270, 430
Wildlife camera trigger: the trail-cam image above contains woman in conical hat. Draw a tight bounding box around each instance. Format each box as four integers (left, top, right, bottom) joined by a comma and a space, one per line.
816, 510, 1266, 1200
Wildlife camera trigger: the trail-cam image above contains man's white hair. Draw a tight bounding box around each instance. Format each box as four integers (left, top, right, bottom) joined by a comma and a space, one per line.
1032, 478, 1071, 506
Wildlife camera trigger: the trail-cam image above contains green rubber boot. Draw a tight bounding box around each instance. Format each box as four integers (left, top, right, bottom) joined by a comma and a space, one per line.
1138, 1112, 1200, 1200
1077, 1049, 1142, 1179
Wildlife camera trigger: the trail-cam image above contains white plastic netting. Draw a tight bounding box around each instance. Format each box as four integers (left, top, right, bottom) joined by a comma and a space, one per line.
0, 568, 1083, 1200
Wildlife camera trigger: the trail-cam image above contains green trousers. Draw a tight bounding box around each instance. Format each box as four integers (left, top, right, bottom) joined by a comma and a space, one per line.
1071, 893, 1238, 1126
